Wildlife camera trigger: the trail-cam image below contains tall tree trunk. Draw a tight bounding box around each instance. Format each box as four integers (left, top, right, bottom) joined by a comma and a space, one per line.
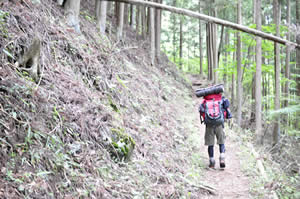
188, 28, 190, 71
124, 3, 129, 26
116, 0, 299, 47
142, 6, 147, 38
255, 0, 263, 145
217, 26, 224, 66
199, 0, 203, 75
232, 51, 236, 104
155, 0, 162, 62
273, 0, 281, 146
147, 5, 150, 35
130, 5, 135, 29
96, 0, 108, 34
172, 20, 176, 62
224, 29, 229, 89
296, 0, 300, 129
251, 0, 256, 124
206, 24, 209, 80
136, 6, 141, 35
107, 2, 112, 16
212, 21, 217, 83
179, 17, 183, 69
115, 1, 119, 18
251, 75, 256, 123
117, 2, 125, 40
64, 0, 81, 33
150, 4, 155, 66
236, 0, 242, 126
206, 23, 213, 80
262, 39, 267, 110
172, 0, 177, 63
206, 0, 216, 82
284, 16, 291, 109
263, 74, 267, 111
95, 0, 101, 19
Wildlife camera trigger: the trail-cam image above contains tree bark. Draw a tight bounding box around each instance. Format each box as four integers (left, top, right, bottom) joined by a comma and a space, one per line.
64, 0, 81, 33
130, 4, 135, 29
141, 6, 147, 38
107, 2, 112, 16
232, 51, 235, 105
250, 0, 256, 124
96, 0, 108, 34
255, 0, 263, 145
236, 0, 242, 127
95, 0, 101, 19
179, 17, 183, 69
113, 0, 299, 48
262, 74, 266, 111
136, 5, 141, 35
217, 25, 224, 66
199, 22, 203, 75
206, 0, 216, 82
115, 1, 119, 18
296, 0, 300, 129
212, 1, 217, 84
224, 29, 229, 90
124, 3, 129, 26
251, 74, 256, 123
150, 4, 155, 66
273, 0, 281, 146
155, 0, 162, 62
206, 23, 213, 80
117, 2, 125, 40
188, 27, 190, 71
198, 0, 203, 76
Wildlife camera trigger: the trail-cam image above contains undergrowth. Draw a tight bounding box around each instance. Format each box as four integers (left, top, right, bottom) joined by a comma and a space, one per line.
231, 124, 300, 199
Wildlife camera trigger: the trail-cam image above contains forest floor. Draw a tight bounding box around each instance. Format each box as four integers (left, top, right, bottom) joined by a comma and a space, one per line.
189, 76, 252, 199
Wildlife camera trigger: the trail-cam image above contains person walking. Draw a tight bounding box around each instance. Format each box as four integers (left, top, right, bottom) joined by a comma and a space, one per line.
197, 85, 232, 169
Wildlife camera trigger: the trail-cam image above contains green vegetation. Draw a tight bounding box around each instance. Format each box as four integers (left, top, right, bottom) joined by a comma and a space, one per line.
110, 128, 135, 162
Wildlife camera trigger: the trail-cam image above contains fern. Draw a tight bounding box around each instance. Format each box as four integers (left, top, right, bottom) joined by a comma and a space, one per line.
268, 104, 300, 117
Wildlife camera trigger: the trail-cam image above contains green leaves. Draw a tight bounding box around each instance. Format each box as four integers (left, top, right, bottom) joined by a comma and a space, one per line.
268, 104, 300, 117
0, 10, 9, 38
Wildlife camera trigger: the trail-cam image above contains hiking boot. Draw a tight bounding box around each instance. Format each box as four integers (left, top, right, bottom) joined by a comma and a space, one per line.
220, 153, 225, 169
209, 158, 215, 168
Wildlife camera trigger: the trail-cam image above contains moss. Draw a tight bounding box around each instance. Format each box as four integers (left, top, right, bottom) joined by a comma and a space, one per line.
109, 128, 135, 162
108, 97, 119, 113
0, 10, 9, 38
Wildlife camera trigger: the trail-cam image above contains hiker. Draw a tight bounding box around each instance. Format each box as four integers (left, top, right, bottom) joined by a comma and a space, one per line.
196, 85, 232, 169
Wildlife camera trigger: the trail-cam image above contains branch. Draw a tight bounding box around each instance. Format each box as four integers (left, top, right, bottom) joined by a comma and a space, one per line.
179, 176, 218, 195
104, 0, 300, 49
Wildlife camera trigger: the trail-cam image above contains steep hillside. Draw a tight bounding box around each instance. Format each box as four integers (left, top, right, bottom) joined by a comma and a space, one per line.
0, 1, 212, 198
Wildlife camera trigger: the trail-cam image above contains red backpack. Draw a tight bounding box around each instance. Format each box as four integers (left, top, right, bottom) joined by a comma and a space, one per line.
199, 94, 225, 126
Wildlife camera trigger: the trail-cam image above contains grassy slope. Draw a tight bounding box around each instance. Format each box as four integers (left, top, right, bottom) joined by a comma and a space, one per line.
0, 1, 211, 198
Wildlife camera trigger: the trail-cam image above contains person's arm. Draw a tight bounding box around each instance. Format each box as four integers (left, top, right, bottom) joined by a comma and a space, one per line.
222, 98, 232, 119
199, 100, 206, 124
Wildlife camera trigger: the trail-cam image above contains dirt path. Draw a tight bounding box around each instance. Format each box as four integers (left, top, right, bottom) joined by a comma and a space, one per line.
196, 121, 251, 198
190, 77, 252, 198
